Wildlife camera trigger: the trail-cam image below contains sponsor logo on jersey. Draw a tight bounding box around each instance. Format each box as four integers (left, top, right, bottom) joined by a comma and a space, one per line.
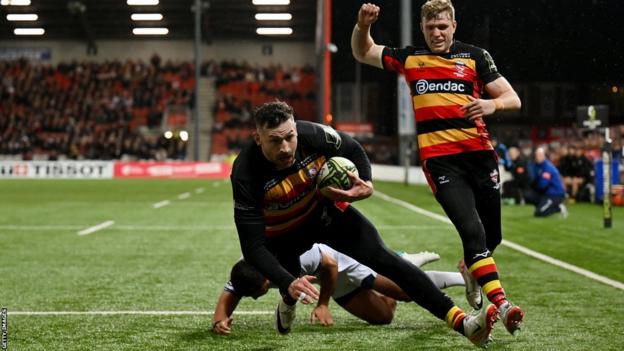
319, 124, 342, 150
454, 61, 467, 78
305, 165, 318, 180
483, 50, 498, 73
450, 52, 471, 59
414, 79, 469, 95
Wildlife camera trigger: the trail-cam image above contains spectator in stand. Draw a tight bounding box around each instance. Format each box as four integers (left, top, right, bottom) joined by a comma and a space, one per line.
569, 146, 595, 203
558, 145, 574, 199
502, 146, 532, 205
524, 147, 568, 218
0, 58, 194, 160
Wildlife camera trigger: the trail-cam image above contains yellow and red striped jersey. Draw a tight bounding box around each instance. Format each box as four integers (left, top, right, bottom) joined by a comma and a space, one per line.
261, 154, 326, 237
232, 120, 371, 238
382, 40, 502, 161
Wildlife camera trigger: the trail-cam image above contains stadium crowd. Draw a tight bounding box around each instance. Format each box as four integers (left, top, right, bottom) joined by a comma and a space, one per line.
0, 57, 316, 161
498, 127, 624, 206
0, 56, 193, 160
208, 60, 316, 156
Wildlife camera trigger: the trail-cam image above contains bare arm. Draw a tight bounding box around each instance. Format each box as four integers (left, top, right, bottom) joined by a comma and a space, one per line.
485, 76, 521, 111
310, 250, 338, 326
351, 3, 384, 69
212, 290, 240, 335
461, 77, 521, 121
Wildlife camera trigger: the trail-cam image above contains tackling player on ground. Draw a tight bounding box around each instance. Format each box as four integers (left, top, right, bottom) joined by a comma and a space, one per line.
212, 247, 463, 334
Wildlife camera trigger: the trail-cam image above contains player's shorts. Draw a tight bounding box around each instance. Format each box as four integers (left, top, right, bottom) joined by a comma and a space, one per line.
327, 245, 377, 300
334, 273, 376, 306
422, 150, 500, 194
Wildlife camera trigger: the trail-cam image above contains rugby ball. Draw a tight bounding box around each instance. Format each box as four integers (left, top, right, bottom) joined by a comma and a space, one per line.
317, 156, 359, 191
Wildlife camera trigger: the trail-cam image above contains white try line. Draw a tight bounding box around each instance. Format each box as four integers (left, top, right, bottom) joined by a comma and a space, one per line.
0, 224, 436, 232
153, 200, 171, 209
178, 192, 191, 200
77, 220, 115, 236
500, 239, 624, 290
0, 224, 235, 235
374, 191, 624, 291
8, 310, 272, 316
0, 225, 83, 231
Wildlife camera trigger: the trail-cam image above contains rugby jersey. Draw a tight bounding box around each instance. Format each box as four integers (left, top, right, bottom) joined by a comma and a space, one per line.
231, 120, 371, 293
382, 40, 502, 161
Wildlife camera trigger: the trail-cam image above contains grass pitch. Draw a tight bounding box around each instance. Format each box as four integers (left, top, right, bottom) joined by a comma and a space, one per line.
1, 179, 623, 350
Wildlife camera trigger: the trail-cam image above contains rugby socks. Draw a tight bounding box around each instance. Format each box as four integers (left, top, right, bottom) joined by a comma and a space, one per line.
466, 256, 507, 307
446, 306, 466, 334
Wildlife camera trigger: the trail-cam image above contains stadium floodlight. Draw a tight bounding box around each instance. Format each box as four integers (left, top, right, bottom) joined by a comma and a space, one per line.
255, 13, 292, 21
131, 13, 163, 21
179, 131, 189, 142
133, 27, 168, 35
256, 27, 293, 35
14, 28, 44, 35
1, 0, 31, 6
164, 131, 173, 139
6, 13, 38, 21
252, 0, 290, 5
127, 0, 158, 5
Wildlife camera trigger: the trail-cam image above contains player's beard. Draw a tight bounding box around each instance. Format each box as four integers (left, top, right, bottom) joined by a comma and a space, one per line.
276, 153, 295, 169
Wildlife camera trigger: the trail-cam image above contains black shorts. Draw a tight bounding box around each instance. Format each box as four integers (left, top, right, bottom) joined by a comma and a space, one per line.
423, 150, 500, 194
422, 150, 503, 254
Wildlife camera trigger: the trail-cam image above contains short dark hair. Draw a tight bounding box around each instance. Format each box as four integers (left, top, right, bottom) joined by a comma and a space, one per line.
230, 260, 266, 297
253, 101, 294, 129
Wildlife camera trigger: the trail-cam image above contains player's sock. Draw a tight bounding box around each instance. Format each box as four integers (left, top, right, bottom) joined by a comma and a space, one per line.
445, 305, 466, 335
466, 256, 507, 307
425, 271, 465, 289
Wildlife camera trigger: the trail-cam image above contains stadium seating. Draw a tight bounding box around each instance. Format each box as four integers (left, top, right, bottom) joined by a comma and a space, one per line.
0, 57, 193, 161
0, 58, 316, 161
208, 61, 316, 158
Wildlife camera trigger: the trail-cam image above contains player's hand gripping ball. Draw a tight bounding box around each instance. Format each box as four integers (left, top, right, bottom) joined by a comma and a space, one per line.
317, 157, 359, 195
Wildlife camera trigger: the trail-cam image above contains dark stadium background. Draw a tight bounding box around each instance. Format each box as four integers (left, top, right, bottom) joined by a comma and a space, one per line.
1, 0, 623, 167
331, 0, 624, 136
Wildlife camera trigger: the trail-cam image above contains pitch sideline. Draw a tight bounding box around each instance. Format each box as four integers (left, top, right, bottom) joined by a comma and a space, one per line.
77, 220, 115, 236
8, 311, 272, 316
374, 191, 624, 291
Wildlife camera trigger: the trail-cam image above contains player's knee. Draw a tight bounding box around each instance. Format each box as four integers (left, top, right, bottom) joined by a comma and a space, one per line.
459, 221, 487, 253
458, 219, 484, 238
367, 309, 395, 325
368, 298, 396, 325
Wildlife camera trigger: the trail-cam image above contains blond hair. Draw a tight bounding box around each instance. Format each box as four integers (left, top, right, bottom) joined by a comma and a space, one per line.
421, 0, 455, 21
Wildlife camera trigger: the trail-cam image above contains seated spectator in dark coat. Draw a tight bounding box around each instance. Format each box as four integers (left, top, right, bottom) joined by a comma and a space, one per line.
569, 146, 595, 202
502, 147, 532, 205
